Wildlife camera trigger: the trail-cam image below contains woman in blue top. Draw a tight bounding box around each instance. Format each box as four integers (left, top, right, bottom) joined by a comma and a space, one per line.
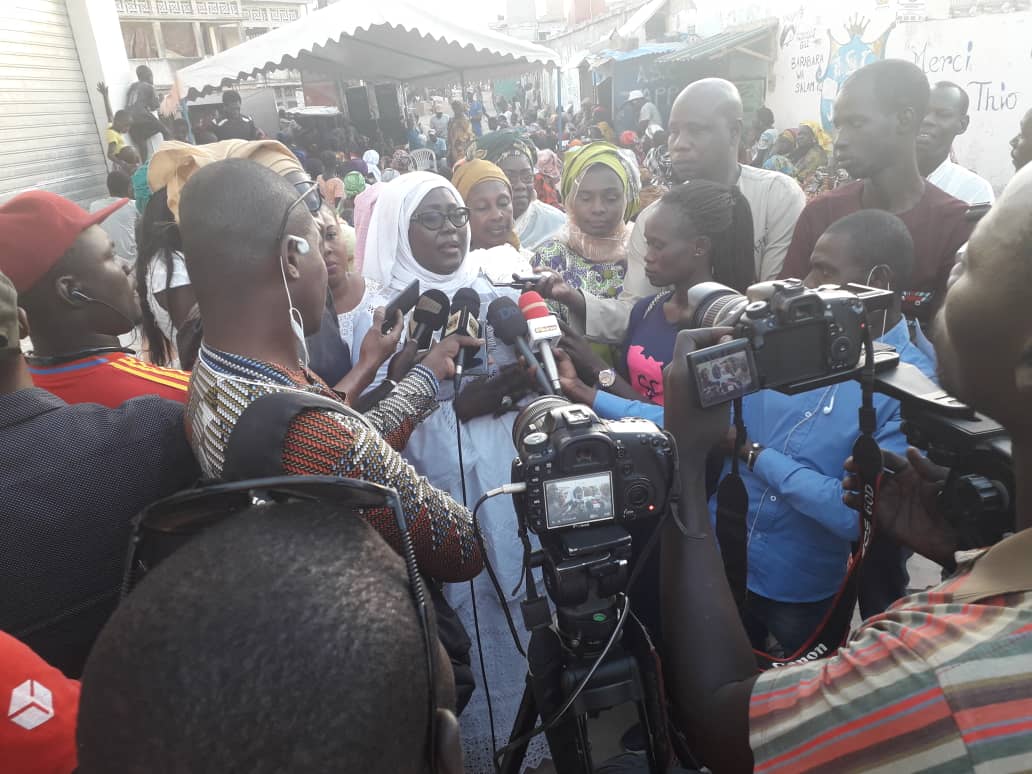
554, 180, 755, 417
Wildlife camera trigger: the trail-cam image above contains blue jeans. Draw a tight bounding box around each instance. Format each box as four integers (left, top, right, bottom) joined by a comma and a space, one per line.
743, 592, 835, 656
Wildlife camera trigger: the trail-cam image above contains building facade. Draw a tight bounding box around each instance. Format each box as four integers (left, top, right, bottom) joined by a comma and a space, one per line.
114, 0, 309, 111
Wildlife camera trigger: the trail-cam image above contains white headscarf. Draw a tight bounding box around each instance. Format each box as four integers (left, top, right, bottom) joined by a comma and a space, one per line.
362, 150, 382, 182
362, 171, 478, 296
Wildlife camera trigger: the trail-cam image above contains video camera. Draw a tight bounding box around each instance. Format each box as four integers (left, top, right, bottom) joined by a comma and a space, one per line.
683, 279, 1015, 549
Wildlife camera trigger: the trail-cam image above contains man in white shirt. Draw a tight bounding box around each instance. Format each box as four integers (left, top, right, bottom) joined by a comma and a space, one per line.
429, 102, 450, 138
540, 79, 807, 344
628, 89, 663, 132
917, 81, 995, 205
89, 171, 137, 271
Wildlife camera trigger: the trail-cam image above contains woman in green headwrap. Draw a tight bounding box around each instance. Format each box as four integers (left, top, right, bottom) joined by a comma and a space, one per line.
530, 141, 640, 319
466, 130, 566, 250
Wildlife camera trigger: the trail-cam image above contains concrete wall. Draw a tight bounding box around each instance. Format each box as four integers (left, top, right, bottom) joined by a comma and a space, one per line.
764, 3, 1029, 192
66, 0, 132, 138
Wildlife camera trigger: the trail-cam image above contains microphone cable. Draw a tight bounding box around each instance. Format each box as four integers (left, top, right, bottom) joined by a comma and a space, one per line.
454, 365, 499, 759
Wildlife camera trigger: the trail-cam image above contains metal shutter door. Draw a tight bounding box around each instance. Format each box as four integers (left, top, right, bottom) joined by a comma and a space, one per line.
0, 1, 108, 206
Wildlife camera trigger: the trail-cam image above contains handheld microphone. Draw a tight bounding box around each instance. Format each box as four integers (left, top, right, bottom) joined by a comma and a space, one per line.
443, 288, 481, 390
408, 289, 450, 350
487, 297, 554, 395
518, 291, 562, 394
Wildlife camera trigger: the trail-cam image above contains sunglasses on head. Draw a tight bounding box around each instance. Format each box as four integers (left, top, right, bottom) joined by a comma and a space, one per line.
410, 207, 471, 231
123, 475, 440, 770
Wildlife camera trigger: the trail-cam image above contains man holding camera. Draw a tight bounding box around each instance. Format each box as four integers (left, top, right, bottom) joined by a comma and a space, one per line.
659, 163, 1032, 772
723, 210, 937, 653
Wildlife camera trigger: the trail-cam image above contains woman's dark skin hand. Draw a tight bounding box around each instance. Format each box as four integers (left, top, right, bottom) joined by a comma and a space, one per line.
532, 267, 586, 320
843, 447, 959, 567
387, 339, 420, 383
453, 363, 535, 422
552, 347, 596, 405
556, 320, 609, 384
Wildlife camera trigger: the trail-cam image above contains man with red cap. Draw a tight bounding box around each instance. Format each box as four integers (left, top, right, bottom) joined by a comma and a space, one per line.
0, 190, 190, 407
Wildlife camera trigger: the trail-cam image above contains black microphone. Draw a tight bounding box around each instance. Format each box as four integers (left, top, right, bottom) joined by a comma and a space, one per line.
487, 297, 554, 395
408, 289, 450, 350
443, 288, 481, 390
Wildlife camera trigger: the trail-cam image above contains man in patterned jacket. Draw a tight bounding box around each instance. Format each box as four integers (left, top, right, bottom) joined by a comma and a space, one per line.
178, 158, 482, 583
657, 162, 1032, 771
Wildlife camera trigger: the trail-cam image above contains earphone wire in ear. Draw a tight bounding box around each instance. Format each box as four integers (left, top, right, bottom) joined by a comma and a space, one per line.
286, 235, 310, 255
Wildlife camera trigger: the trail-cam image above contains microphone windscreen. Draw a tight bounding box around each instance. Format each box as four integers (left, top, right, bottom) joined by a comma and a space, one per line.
445, 287, 481, 338
411, 289, 450, 328
518, 290, 551, 320
486, 297, 529, 344
451, 287, 481, 317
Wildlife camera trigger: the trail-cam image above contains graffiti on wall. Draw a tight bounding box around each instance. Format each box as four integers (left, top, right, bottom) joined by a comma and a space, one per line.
819, 17, 894, 130
902, 38, 1022, 113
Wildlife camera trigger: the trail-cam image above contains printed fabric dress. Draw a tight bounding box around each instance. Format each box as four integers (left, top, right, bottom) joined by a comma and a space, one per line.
531, 239, 626, 363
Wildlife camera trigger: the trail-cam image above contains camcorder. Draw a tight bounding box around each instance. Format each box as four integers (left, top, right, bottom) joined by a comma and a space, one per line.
684, 279, 1014, 549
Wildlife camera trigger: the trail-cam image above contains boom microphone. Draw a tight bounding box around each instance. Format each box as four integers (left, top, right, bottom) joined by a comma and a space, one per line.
443, 288, 481, 389
518, 291, 562, 394
408, 289, 450, 350
487, 297, 554, 395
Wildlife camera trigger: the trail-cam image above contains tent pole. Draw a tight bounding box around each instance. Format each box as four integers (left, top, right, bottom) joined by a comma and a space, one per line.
460, 71, 467, 100
557, 67, 563, 148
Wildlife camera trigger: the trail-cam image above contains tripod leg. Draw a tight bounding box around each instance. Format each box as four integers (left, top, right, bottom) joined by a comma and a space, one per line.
498, 678, 538, 774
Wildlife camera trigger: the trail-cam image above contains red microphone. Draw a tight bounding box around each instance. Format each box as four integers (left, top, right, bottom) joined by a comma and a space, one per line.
518, 291, 562, 393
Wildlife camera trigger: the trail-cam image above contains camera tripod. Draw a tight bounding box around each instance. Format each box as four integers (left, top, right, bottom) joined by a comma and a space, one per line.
496, 526, 667, 774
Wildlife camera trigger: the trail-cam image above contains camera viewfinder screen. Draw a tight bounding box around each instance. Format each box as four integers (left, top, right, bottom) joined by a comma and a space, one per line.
543, 472, 615, 529
690, 340, 759, 408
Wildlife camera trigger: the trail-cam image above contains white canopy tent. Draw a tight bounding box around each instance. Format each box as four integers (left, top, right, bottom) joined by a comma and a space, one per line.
174, 0, 559, 100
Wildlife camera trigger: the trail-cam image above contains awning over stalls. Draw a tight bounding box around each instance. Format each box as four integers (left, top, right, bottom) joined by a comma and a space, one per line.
174, 0, 559, 100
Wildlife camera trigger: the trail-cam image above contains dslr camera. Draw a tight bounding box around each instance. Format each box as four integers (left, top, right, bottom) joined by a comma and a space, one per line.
511, 396, 675, 536
683, 279, 893, 407
510, 397, 675, 622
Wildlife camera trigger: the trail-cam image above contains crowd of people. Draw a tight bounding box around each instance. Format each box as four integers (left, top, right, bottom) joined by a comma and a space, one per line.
2, 55, 1032, 774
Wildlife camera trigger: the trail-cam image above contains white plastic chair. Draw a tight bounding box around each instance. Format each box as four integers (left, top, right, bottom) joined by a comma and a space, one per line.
411, 148, 437, 171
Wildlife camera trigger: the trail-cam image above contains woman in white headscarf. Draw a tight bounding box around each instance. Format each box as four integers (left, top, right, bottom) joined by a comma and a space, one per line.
363, 172, 550, 773
362, 149, 382, 182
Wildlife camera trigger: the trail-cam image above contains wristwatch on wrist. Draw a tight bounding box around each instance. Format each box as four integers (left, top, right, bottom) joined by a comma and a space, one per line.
745, 442, 763, 471
596, 368, 616, 389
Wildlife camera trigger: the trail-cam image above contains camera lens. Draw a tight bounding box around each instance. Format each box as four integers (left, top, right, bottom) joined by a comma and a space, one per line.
683, 282, 749, 328
512, 395, 571, 448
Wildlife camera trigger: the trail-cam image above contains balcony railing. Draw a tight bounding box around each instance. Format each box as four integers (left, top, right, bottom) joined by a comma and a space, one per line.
116, 1, 244, 19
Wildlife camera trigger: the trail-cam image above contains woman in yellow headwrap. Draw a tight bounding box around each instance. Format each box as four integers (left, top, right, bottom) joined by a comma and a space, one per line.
451, 159, 533, 283
530, 141, 640, 363
530, 141, 640, 305
792, 119, 833, 185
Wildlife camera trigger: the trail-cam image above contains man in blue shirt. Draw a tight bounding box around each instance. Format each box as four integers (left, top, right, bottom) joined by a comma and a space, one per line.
564, 209, 936, 654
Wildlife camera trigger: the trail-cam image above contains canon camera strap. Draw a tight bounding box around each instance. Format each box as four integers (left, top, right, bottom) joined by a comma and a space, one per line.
715, 327, 884, 670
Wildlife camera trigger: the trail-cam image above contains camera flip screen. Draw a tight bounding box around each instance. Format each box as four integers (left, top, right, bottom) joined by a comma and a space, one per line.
543, 472, 615, 529
689, 339, 760, 408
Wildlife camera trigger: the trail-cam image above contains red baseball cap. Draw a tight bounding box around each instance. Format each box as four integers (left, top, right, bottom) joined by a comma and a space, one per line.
0, 191, 128, 293
0, 631, 79, 774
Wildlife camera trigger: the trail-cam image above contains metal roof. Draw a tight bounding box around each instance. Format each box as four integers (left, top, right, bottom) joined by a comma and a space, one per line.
588, 40, 688, 67
657, 20, 777, 64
